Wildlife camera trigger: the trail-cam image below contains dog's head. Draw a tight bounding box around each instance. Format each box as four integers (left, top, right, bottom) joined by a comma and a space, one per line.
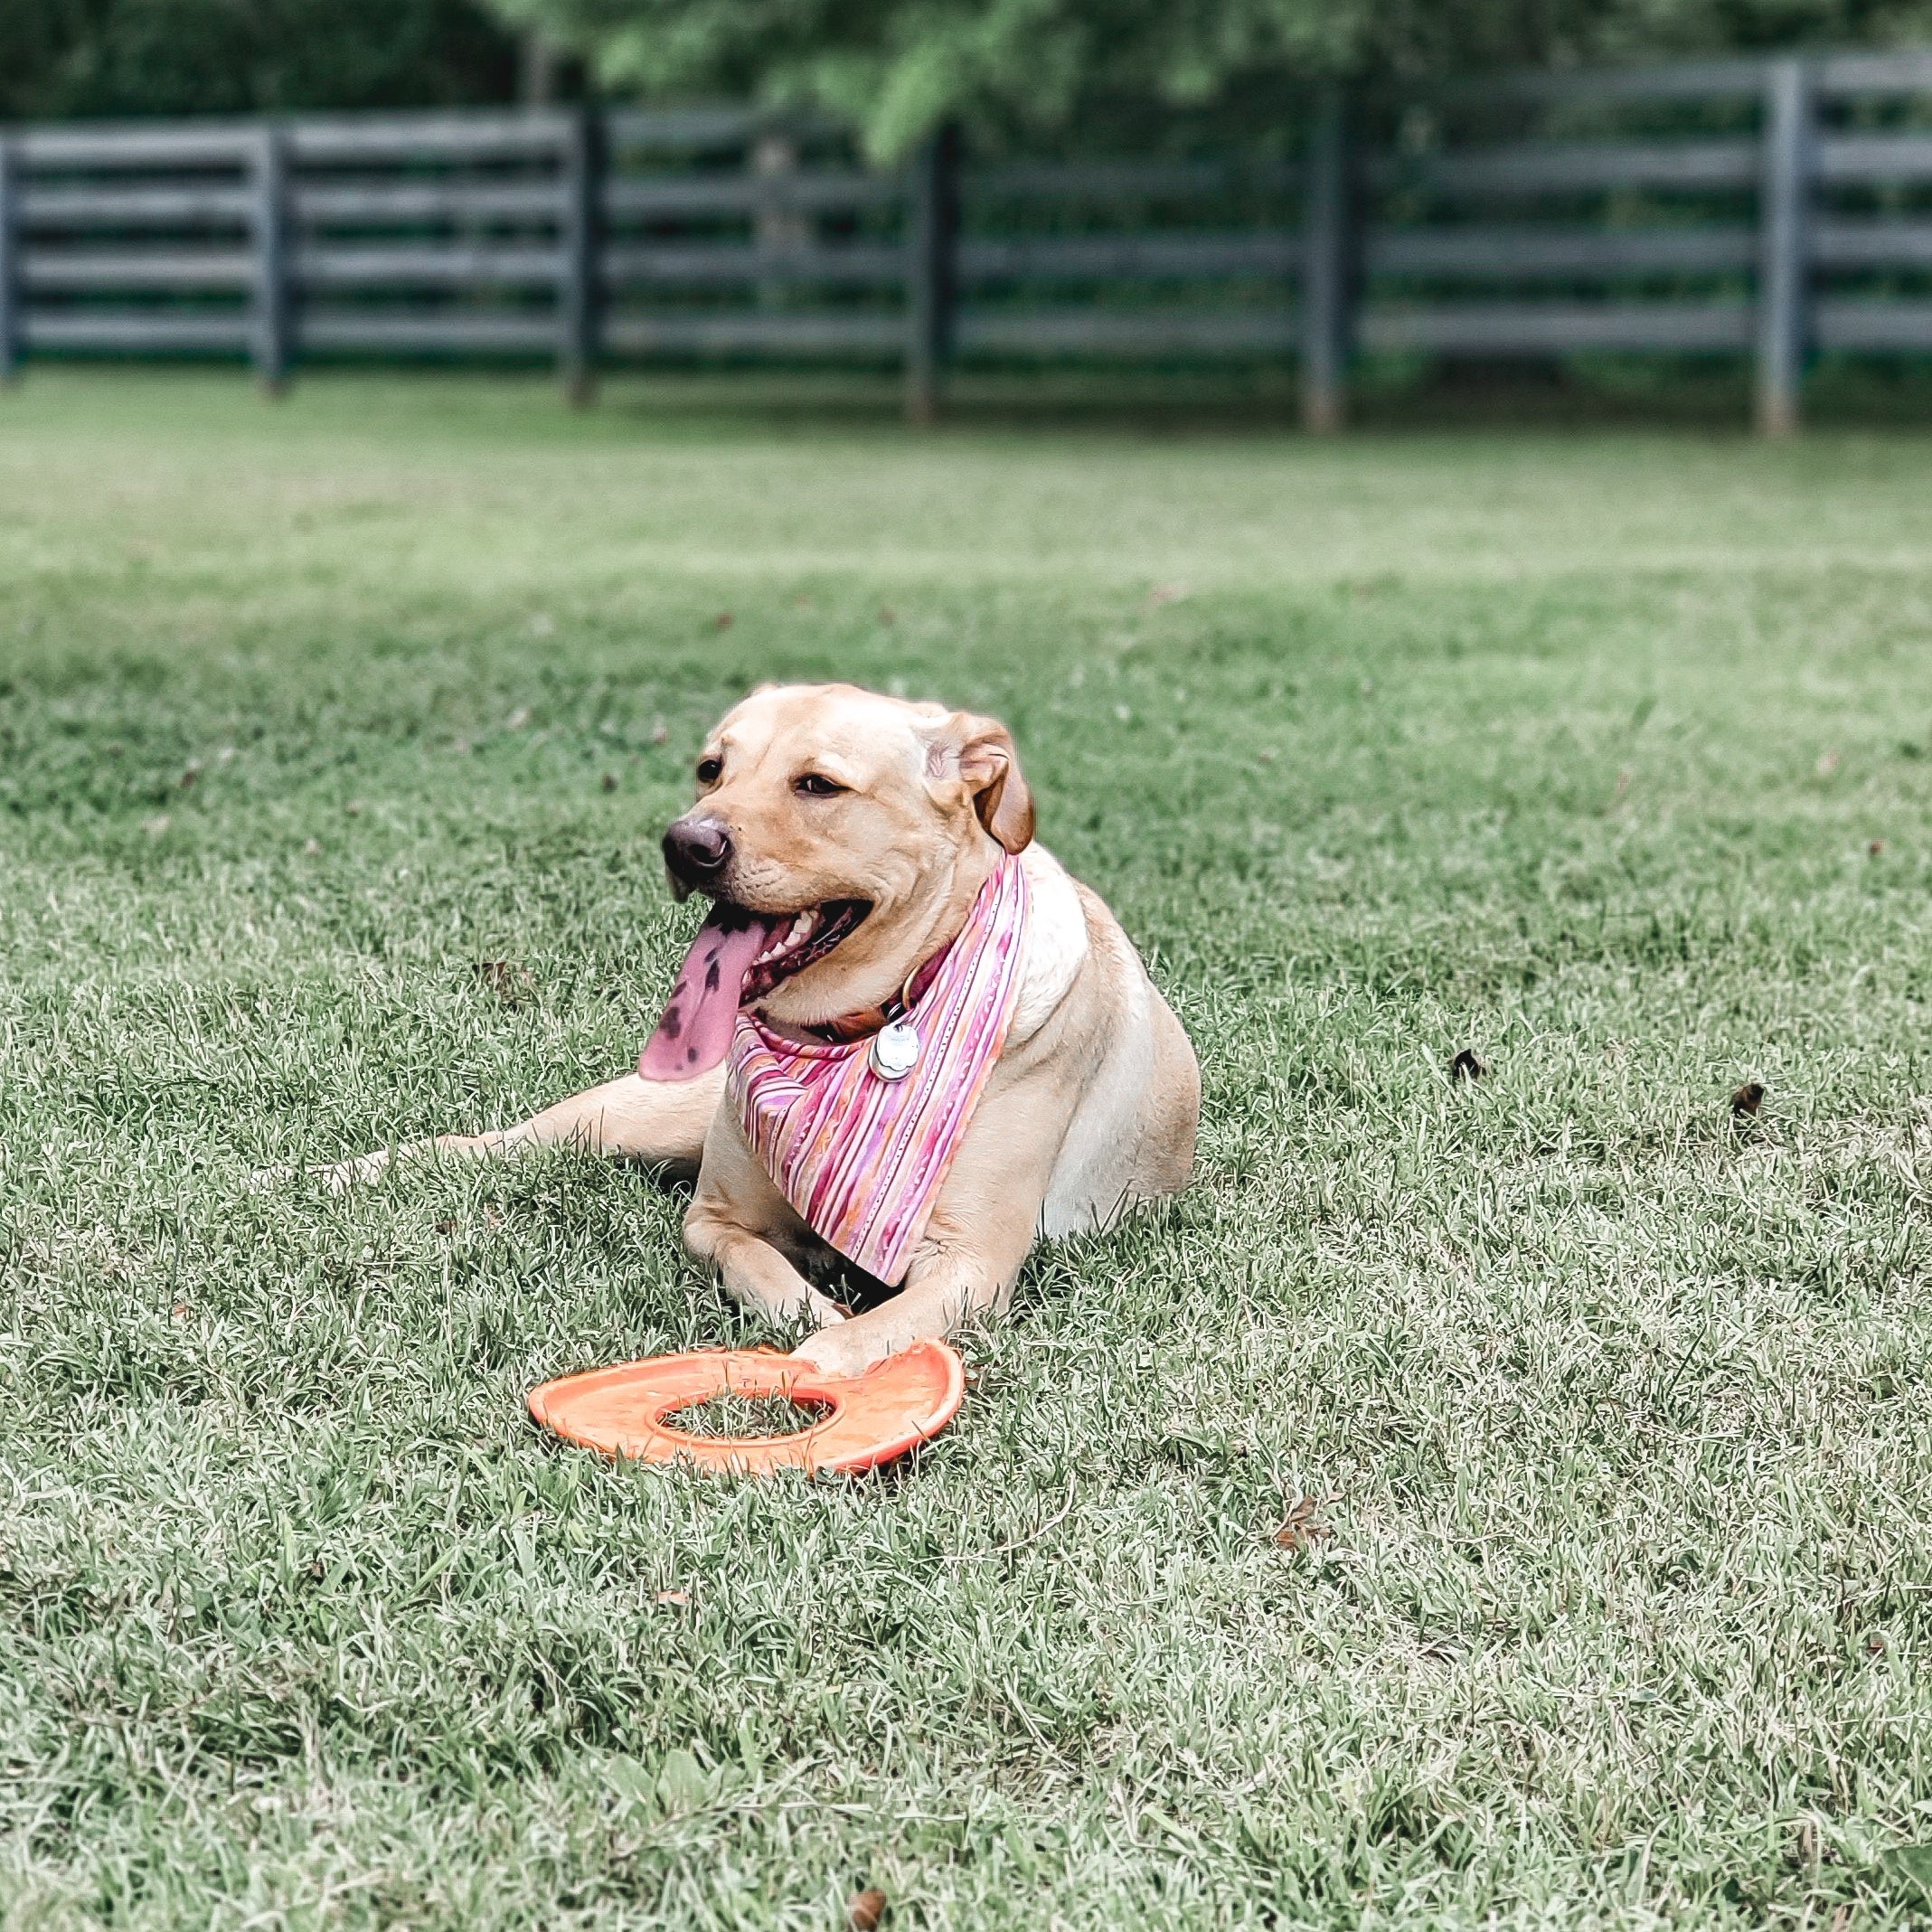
640, 683, 1032, 1077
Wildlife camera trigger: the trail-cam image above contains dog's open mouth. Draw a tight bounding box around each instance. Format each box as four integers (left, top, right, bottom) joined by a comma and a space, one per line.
639, 898, 871, 1080
741, 899, 870, 1001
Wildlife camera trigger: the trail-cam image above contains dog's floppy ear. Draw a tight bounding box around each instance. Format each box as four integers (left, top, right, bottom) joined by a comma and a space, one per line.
930, 711, 1034, 854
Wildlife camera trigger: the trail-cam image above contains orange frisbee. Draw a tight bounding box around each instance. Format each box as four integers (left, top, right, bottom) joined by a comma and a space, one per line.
526, 1339, 965, 1475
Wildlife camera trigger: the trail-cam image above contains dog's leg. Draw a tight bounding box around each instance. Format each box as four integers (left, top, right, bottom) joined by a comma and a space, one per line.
681, 1127, 850, 1330
785, 1265, 994, 1379
685, 1217, 849, 1332
310, 1069, 722, 1192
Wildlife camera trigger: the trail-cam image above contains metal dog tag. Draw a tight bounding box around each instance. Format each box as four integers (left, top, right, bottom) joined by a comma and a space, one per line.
869, 1018, 920, 1081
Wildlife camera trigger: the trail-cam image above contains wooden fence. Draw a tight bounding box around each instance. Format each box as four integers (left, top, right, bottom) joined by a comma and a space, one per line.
2, 46, 1930, 429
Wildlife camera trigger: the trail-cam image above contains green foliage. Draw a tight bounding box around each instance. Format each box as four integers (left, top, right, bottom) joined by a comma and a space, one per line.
484, 0, 1932, 156
0, 0, 521, 120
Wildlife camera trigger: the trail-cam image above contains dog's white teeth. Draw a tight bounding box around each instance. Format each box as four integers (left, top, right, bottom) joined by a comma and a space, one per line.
754, 910, 822, 975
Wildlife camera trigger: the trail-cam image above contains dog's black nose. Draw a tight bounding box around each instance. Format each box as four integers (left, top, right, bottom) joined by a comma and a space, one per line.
663, 815, 732, 889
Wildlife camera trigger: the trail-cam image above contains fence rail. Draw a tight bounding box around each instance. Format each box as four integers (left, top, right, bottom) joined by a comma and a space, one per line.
4, 46, 1932, 425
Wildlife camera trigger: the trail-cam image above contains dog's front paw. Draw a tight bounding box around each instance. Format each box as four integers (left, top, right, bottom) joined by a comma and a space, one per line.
316, 1149, 393, 1193
789, 1322, 900, 1381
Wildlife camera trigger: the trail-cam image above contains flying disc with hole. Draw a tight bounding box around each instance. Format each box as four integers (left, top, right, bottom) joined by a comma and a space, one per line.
527, 1339, 965, 1475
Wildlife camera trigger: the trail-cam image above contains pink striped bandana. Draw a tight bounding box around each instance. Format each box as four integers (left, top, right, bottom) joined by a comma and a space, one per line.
725, 854, 1031, 1286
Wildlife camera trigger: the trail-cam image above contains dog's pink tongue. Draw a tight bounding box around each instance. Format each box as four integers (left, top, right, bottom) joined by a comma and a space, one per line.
639, 905, 782, 1080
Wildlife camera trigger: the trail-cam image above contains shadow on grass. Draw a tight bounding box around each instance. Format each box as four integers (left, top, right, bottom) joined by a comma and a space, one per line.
581, 353, 1932, 438
20, 350, 1932, 440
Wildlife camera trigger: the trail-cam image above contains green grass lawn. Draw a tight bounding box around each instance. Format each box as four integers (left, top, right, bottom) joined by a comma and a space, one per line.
6, 370, 1932, 1930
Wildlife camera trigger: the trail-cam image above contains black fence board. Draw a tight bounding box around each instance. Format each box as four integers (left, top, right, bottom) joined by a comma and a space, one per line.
299, 309, 556, 353
1366, 225, 1758, 275
957, 309, 1297, 354
25, 311, 250, 349
958, 233, 1300, 281
23, 185, 255, 226
966, 162, 1250, 203
1816, 298, 1932, 347
294, 184, 563, 224
1815, 220, 1932, 267
296, 245, 565, 287
604, 172, 897, 219
1386, 139, 1760, 196
1435, 57, 1770, 105
285, 113, 565, 164
21, 248, 253, 289
604, 312, 903, 354
1817, 50, 1932, 94
15, 124, 258, 167
1819, 134, 1932, 184
603, 240, 905, 287
1362, 300, 1754, 351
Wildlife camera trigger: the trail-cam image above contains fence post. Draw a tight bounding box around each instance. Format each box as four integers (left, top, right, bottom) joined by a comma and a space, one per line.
250, 123, 291, 395
559, 105, 602, 407
906, 121, 959, 426
753, 127, 804, 309
1755, 57, 1814, 437
0, 137, 20, 385
1300, 84, 1353, 435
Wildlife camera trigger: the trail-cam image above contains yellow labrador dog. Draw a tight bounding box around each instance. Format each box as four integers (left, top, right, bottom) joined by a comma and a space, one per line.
322, 683, 1198, 1376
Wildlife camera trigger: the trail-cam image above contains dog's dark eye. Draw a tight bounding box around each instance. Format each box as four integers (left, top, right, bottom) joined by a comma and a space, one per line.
695, 756, 723, 785
794, 773, 846, 798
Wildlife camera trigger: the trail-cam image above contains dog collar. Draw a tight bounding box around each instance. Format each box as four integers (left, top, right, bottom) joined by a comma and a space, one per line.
796, 947, 952, 1046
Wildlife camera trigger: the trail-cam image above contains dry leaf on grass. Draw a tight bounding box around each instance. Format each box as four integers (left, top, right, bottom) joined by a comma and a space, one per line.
1275, 1493, 1334, 1552
1731, 1082, 1765, 1117
846, 1888, 888, 1931
1450, 1049, 1486, 1081
474, 960, 532, 1006
655, 1588, 691, 1607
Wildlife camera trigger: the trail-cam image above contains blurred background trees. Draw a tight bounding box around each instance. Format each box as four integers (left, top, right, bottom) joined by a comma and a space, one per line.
3, 0, 1929, 135
484, 0, 1932, 155
0, 0, 525, 119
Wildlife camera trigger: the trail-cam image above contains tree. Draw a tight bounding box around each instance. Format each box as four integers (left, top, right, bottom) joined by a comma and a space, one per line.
482, 0, 1932, 157
0, 0, 523, 121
